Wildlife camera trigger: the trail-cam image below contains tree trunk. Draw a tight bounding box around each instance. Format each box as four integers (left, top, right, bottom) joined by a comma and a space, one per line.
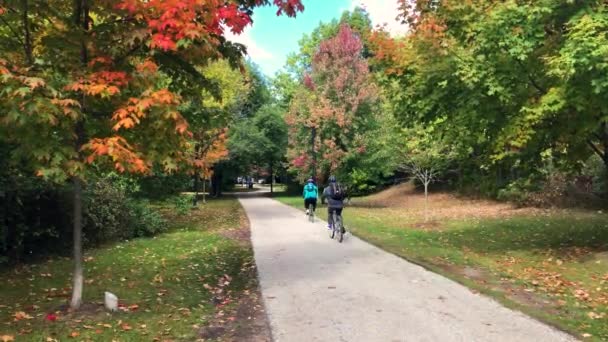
193, 172, 199, 207
70, 0, 89, 310
70, 177, 84, 310
270, 163, 274, 194
22, 0, 33, 66
424, 181, 429, 223
202, 176, 207, 204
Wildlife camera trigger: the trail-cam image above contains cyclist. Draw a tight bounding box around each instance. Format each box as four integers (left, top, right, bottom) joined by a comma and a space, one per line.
322, 175, 346, 230
302, 178, 318, 215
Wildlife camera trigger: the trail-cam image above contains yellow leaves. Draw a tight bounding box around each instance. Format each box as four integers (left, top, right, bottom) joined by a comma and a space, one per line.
587, 311, 605, 320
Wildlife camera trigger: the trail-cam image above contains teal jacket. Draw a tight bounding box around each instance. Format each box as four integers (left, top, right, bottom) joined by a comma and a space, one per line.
302, 183, 318, 200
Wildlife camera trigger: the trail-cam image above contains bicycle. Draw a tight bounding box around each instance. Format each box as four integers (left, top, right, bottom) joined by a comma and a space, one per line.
329, 210, 345, 243
307, 203, 315, 223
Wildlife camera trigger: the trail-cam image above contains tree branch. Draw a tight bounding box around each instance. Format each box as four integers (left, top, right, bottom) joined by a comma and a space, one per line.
0, 15, 26, 49
587, 139, 604, 160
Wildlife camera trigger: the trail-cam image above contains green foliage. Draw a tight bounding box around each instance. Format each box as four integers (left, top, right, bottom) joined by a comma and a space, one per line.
84, 176, 168, 245
128, 200, 167, 237
374, 0, 608, 200
172, 194, 193, 216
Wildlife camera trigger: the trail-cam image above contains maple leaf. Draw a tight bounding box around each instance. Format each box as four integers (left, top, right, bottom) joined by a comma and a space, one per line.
24, 77, 46, 90
45, 313, 58, 321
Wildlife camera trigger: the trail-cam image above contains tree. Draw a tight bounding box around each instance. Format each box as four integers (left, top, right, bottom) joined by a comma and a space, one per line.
0, 0, 303, 309
374, 0, 608, 196
400, 125, 456, 221
286, 24, 378, 182
190, 59, 250, 206
253, 105, 288, 193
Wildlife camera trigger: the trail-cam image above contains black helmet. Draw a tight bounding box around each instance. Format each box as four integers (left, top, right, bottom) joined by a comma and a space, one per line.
328, 175, 337, 183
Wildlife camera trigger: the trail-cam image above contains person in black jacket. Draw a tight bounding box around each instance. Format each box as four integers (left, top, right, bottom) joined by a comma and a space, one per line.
322, 175, 346, 230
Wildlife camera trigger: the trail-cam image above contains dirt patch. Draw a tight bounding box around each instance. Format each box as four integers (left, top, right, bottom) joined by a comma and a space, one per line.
436, 263, 560, 316
438, 264, 488, 282
359, 182, 547, 221
411, 221, 442, 230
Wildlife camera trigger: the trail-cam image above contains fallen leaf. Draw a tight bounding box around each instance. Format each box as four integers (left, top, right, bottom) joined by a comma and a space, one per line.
45, 313, 57, 321
582, 333, 592, 338
122, 323, 132, 331
0, 335, 14, 342
69, 331, 80, 338
13, 311, 33, 321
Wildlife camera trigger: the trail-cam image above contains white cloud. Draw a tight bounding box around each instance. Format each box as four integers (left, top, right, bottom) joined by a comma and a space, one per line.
351, 0, 408, 36
225, 27, 274, 61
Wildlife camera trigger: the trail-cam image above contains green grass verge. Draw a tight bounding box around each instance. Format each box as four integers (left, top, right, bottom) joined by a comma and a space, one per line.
0, 198, 255, 341
276, 195, 608, 341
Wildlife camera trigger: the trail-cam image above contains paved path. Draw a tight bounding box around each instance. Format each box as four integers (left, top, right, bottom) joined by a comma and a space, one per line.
239, 195, 576, 342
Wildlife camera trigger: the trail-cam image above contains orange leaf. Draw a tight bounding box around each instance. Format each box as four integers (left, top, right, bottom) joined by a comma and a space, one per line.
121, 323, 132, 331
69, 331, 80, 338
1, 335, 14, 342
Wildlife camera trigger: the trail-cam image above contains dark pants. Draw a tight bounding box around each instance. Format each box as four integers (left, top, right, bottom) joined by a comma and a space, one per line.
327, 207, 343, 227
304, 198, 317, 211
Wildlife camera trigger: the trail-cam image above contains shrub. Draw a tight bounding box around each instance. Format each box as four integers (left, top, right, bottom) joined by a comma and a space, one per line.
127, 200, 167, 237
84, 178, 132, 246
84, 177, 168, 245
173, 194, 193, 215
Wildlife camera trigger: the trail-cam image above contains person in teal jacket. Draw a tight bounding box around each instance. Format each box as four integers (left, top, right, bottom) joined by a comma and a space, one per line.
302, 178, 318, 215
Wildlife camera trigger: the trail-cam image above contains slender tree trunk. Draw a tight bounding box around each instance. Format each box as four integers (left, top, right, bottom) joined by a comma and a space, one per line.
22, 0, 33, 65
70, 0, 89, 310
202, 176, 207, 204
424, 181, 429, 222
70, 177, 84, 309
311, 127, 317, 180
193, 172, 199, 207
270, 163, 274, 194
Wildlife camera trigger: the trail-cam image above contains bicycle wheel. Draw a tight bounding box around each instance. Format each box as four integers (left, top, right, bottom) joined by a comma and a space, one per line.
329, 211, 336, 239
308, 203, 314, 222
335, 214, 343, 243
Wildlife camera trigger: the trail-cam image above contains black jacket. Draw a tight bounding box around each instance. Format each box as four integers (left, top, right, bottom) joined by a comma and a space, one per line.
322, 184, 345, 209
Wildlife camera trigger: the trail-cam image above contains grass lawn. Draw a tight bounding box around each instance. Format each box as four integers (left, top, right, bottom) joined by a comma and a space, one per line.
276, 188, 608, 341
0, 197, 267, 342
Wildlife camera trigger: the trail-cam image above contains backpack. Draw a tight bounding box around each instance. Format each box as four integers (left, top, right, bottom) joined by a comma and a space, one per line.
329, 183, 345, 200
306, 184, 315, 193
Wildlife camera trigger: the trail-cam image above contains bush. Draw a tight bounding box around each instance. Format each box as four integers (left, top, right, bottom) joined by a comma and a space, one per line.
84, 178, 132, 246
581, 154, 607, 196
84, 177, 167, 246
173, 194, 192, 215
128, 200, 167, 237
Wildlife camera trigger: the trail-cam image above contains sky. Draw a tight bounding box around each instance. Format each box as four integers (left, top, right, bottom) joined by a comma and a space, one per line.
225, 0, 407, 76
